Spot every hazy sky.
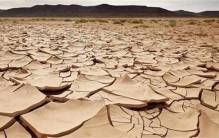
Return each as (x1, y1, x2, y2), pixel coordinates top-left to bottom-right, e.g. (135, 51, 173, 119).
(0, 0, 219, 12)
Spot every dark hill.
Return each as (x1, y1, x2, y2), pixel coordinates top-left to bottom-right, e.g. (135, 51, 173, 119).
(0, 4, 180, 17)
(0, 10, 4, 14)
(0, 4, 218, 17)
(174, 10, 197, 17)
(199, 11, 219, 17)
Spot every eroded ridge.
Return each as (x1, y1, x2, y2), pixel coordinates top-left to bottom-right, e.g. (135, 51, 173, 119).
(0, 19, 219, 137)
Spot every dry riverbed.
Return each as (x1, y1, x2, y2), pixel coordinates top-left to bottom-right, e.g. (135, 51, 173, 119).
(0, 18, 219, 137)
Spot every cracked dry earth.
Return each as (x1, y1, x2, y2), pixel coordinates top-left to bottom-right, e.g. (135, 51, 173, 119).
(0, 19, 219, 138)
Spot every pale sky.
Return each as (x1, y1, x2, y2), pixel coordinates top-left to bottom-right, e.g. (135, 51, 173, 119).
(0, 0, 219, 12)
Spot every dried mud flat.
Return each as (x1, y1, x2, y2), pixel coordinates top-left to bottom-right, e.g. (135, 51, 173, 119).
(0, 18, 219, 138)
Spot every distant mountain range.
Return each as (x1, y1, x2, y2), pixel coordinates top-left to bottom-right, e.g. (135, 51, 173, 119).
(0, 4, 218, 17)
(199, 11, 219, 17)
(173, 10, 197, 17)
(0, 10, 4, 14)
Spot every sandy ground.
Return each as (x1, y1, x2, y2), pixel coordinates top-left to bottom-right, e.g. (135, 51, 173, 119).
(0, 18, 219, 137)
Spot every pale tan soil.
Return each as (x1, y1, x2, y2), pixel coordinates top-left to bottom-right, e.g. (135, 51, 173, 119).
(0, 18, 219, 137)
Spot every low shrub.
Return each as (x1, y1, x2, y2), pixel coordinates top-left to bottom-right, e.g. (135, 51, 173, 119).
(169, 20, 177, 27)
(188, 20, 196, 25)
(97, 19, 109, 23)
(151, 19, 158, 23)
(113, 20, 123, 24)
(75, 19, 88, 23)
(204, 19, 215, 23)
(119, 19, 127, 23)
(134, 24, 149, 28)
(64, 19, 72, 22)
(89, 19, 97, 22)
(130, 19, 143, 24)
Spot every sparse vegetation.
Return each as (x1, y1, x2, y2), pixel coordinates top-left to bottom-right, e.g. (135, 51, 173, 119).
(89, 19, 97, 22)
(13, 20, 18, 24)
(204, 19, 215, 23)
(129, 19, 144, 24)
(113, 20, 123, 24)
(64, 19, 72, 22)
(134, 24, 149, 29)
(119, 19, 127, 23)
(75, 19, 88, 23)
(97, 19, 108, 23)
(31, 18, 58, 22)
(169, 20, 177, 27)
(151, 19, 158, 23)
(188, 20, 196, 25)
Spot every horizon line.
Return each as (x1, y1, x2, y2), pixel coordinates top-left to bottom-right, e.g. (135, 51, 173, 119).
(1, 3, 218, 13)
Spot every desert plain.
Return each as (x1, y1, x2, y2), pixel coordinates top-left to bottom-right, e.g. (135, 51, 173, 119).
(0, 18, 219, 137)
